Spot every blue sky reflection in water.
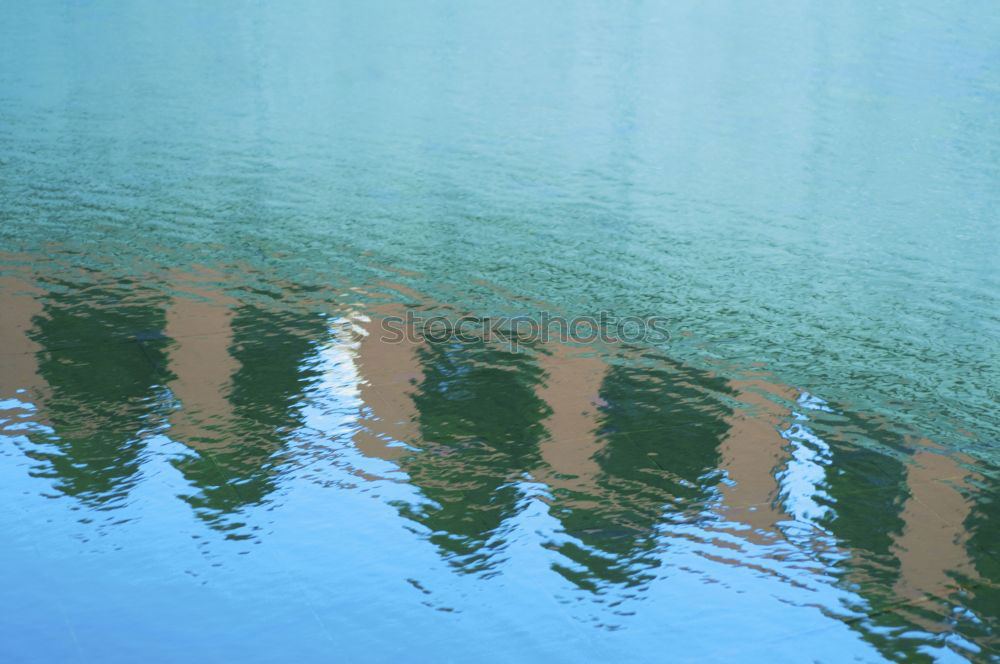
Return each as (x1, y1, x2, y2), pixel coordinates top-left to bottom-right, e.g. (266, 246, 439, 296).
(0, 1, 999, 662)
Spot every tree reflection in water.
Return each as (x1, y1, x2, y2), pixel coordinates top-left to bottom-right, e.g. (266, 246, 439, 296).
(1, 260, 996, 660)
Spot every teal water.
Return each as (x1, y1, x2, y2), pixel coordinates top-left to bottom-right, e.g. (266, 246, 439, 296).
(1, 1, 998, 661)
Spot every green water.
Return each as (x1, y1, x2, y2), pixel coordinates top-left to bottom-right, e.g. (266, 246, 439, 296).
(0, 1, 998, 661)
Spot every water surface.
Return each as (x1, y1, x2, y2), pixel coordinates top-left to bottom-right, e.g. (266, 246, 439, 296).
(1, 1, 998, 661)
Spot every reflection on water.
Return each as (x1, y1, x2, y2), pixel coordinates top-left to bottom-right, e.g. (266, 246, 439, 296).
(1, 0, 998, 659)
(1, 258, 997, 661)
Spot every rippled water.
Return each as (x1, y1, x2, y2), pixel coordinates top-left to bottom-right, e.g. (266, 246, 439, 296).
(1, 1, 998, 661)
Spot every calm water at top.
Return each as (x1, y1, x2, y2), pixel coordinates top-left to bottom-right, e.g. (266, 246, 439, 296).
(1, 1, 998, 662)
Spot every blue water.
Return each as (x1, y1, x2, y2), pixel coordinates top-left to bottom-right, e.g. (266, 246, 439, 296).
(1, 1, 998, 661)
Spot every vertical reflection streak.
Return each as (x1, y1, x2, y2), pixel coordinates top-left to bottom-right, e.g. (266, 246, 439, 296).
(535, 345, 607, 498)
(715, 378, 798, 538)
(351, 304, 424, 466)
(164, 279, 239, 450)
(0, 272, 47, 418)
(892, 447, 977, 607)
